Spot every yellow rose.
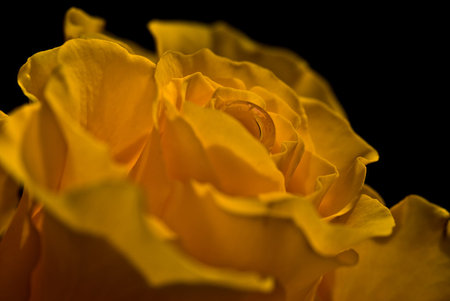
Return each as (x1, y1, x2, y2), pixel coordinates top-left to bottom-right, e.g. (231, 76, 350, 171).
(0, 7, 448, 301)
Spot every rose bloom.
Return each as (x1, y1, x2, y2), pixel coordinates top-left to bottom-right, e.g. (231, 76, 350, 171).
(0, 8, 449, 301)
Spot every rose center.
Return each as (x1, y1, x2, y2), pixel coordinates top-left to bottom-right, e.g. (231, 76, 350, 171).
(216, 100, 275, 152)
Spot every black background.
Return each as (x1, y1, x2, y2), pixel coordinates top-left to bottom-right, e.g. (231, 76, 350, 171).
(3, 2, 448, 209)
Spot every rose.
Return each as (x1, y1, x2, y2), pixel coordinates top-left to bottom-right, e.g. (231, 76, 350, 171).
(0, 7, 448, 301)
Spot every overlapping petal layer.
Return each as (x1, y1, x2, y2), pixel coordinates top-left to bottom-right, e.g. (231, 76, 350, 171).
(27, 180, 273, 300)
(19, 39, 157, 170)
(0, 101, 125, 193)
(0, 192, 40, 301)
(2, 8, 445, 301)
(0, 112, 20, 234)
(319, 195, 450, 301)
(149, 20, 345, 116)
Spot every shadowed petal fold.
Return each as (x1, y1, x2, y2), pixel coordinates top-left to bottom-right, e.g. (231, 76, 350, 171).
(149, 20, 345, 116)
(28, 180, 274, 300)
(319, 195, 450, 301)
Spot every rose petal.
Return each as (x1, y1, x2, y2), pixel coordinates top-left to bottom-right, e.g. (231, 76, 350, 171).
(161, 100, 285, 195)
(129, 128, 172, 215)
(300, 98, 378, 217)
(269, 112, 304, 177)
(0, 102, 125, 193)
(159, 179, 358, 301)
(29, 180, 273, 299)
(320, 195, 450, 301)
(64, 7, 156, 60)
(149, 20, 345, 116)
(63, 7, 105, 40)
(212, 190, 394, 257)
(0, 192, 40, 300)
(0, 113, 20, 234)
(155, 49, 307, 128)
(0, 103, 66, 191)
(43, 39, 157, 170)
(162, 72, 220, 109)
(0, 166, 19, 234)
(288, 149, 338, 208)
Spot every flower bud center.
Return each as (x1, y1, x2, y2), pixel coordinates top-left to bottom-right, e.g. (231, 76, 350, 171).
(216, 100, 275, 152)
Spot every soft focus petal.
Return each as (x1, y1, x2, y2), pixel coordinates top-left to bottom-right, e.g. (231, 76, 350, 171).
(158, 180, 359, 301)
(320, 195, 450, 301)
(0, 103, 66, 191)
(213, 191, 394, 258)
(63, 7, 105, 40)
(0, 102, 125, 193)
(43, 38, 157, 169)
(0, 193, 40, 301)
(0, 166, 19, 234)
(149, 21, 345, 116)
(29, 180, 273, 300)
(64, 7, 156, 60)
(0, 113, 20, 234)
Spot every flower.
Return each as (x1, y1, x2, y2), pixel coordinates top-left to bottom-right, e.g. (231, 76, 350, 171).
(0, 7, 448, 301)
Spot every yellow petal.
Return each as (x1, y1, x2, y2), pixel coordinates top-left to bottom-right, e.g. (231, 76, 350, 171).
(0, 102, 125, 193)
(300, 98, 378, 217)
(159, 179, 358, 301)
(321, 195, 450, 301)
(155, 49, 307, 128)
(29, 180, 273, 299)
(162, 100, 285, 195)
(0, 192, 40, 300)
(213, 190, 394, 257)
(43, 38, 157, 170)
(63, 7, 105, 40)
(64, 7, 156, 61)
(19, 38, 158, 170)
(0, 113, 19, 234)
(129, 128, 172, 216)
(0, 166, 19, 234)
(149, 20, 345, 116)
(0, 103, 66, 191)
(212, 86, 267, 111)
(288, 149, 338, 208)
(18, 47, 60, 103)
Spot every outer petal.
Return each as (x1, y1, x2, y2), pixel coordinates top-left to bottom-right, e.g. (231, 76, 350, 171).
(18, 39, 156, 171)
(0, 192, 40, 301)
(298, 98, 378, 217)
(149, 21, 345, 116)
(28, 180, 273, 300)
(63, 7, 105, 40)
(64, 7, 156, 60)
(320, 195, 450, 301)
(158, 179, 359, 301)
(213, 191, 394, 258)
(0, 113, 20, 234)
(0, 165, 19, 234)
(0, 101, 125, 194)
(43, 38, 157, 170)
